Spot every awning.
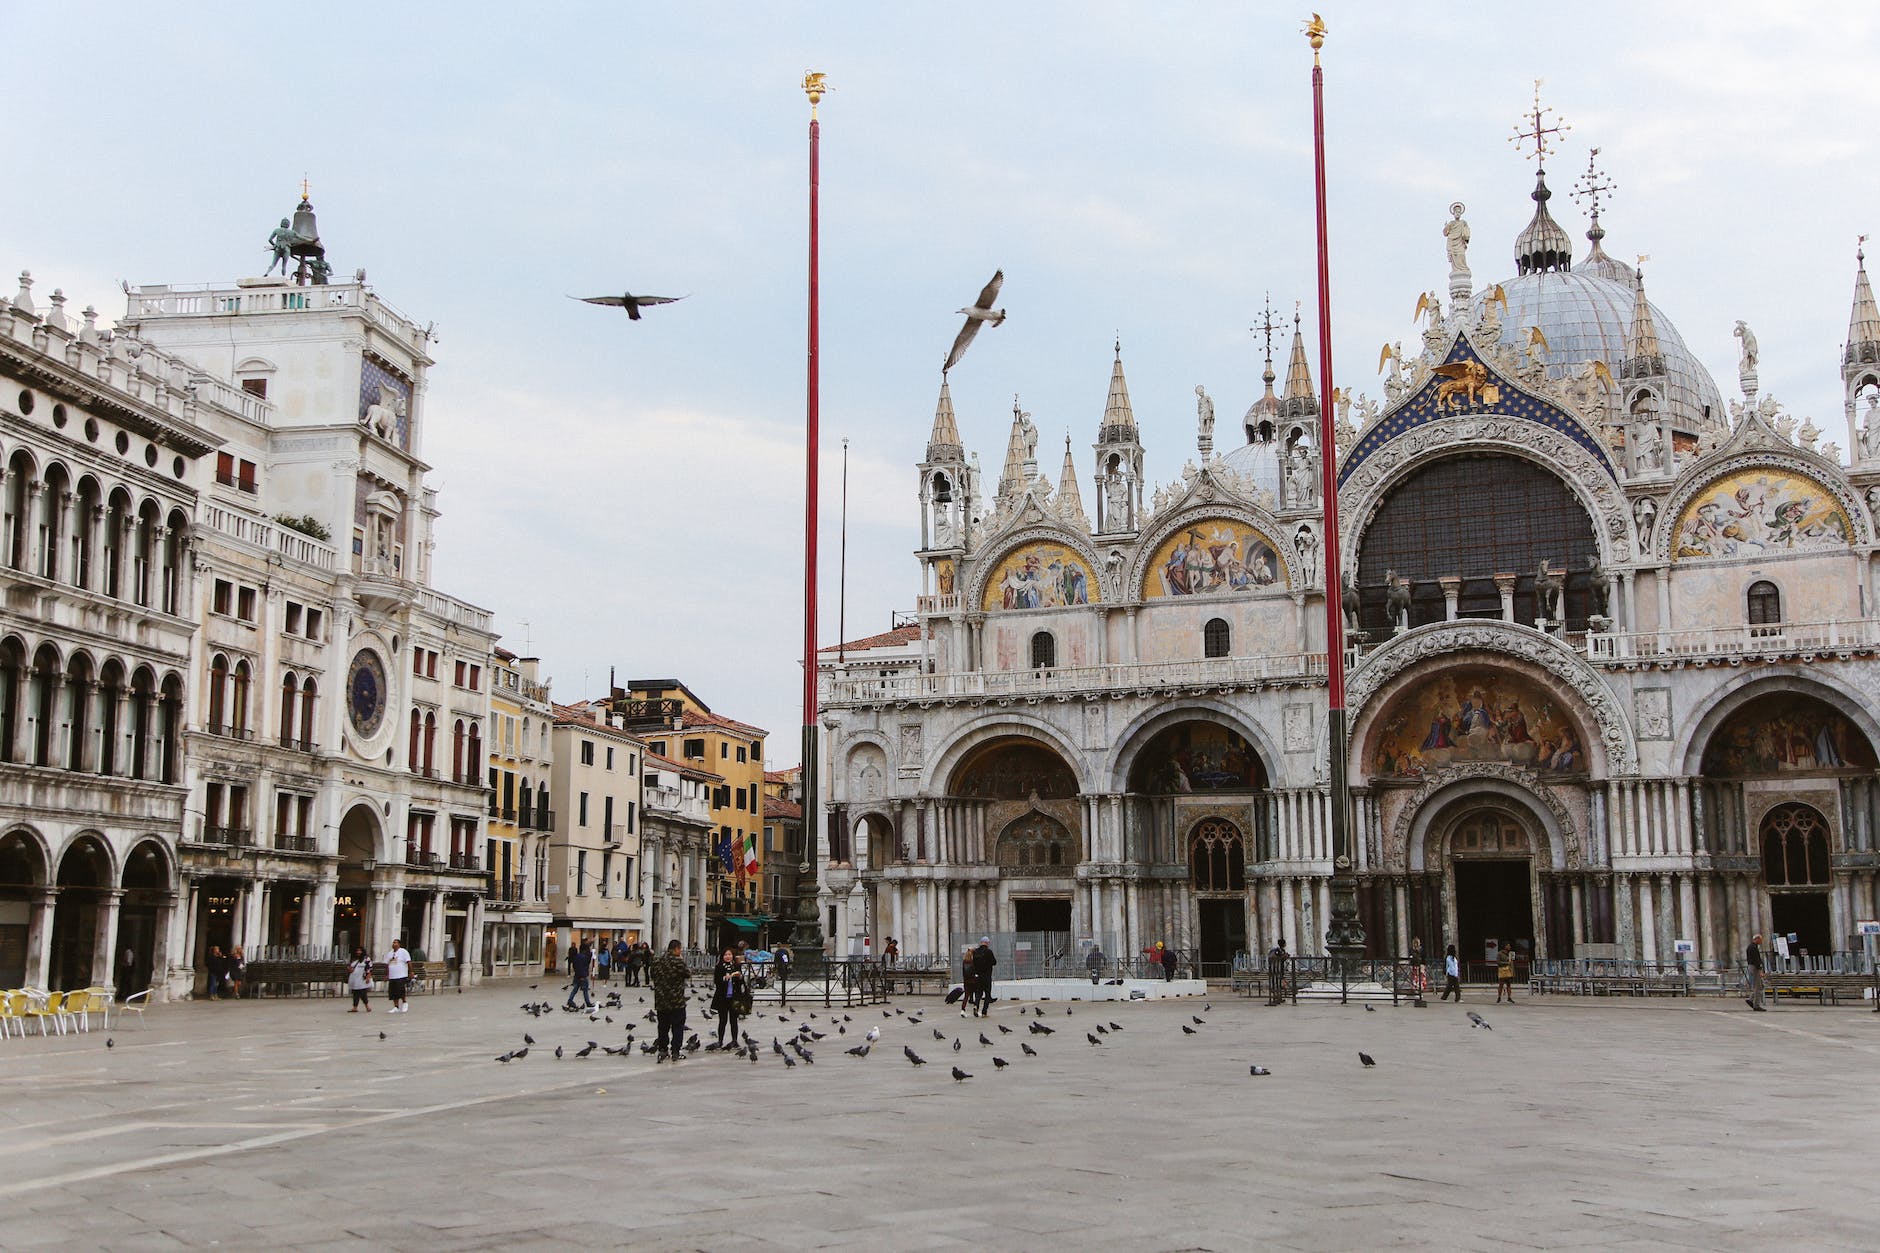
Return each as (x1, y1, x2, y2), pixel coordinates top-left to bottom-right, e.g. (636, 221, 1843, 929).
(723, 917, 764, 933)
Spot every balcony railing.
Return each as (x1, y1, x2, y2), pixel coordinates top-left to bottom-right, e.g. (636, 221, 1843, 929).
(1586, 617, 1880, 665)
(488, 879, 527, 904)
(536, 809, 555, 830)
(825, 651, 1327, 705)
(406, 848, 431, 866)
(200, 826, 255, 847)
(276, 735, 318, 753)
(411, 764, 438, 779)
(502, 807, 517, 822)
(604, 823, 626, 846)
(273, 831, 319, 853)
(205, 723, 254, 742)
(449, 852, 480, 871)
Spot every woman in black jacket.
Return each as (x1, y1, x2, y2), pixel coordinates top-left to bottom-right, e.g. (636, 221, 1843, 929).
(711, 948, 748, 1050)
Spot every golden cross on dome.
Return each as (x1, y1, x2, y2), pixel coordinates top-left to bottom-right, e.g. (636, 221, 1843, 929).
(1252, 292, 1282, 365)
(301, 176, 310, 200)
(1571, 147, 1615, 223)
(1509, 79, 1569, 165)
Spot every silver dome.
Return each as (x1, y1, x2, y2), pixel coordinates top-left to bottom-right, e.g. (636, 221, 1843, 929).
(1473, 269, 1726, 435)
(1219, 434, 1285, 499)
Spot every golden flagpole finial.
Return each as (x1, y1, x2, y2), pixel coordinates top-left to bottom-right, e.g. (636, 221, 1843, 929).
(1303, 12, 1326, 59)
(803, 71, 829, 117)
(300, 176, 310, 201)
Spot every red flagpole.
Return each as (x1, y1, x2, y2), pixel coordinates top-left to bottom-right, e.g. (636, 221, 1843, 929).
(800, 72, 827, 953)
(1307, 18, 1364, 975)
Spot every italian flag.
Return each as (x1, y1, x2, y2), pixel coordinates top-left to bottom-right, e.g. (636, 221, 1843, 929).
(743, 835, 760, 878)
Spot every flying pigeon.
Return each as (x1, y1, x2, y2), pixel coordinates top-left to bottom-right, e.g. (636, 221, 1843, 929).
(574, 291, 687, 321)
(942, 270, 1006, 373)
(1359, 1052, 1377, 1068)
(951, 1066, 973, 1082)
(1468, 1012, 1492, 1030)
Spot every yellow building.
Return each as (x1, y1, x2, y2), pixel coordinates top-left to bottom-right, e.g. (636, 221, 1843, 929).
(483, 646, 554, 976)
(615, 680, 768, 950)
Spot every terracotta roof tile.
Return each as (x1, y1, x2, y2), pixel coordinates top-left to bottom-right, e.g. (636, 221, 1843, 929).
(679, 706, 768, 738)
(763, 796, 803, 820)
(645, 750, 723, 783)
(818, 623, 922, 654)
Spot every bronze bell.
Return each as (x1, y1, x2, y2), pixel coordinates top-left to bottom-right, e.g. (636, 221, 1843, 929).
(290, 198, 322, 252)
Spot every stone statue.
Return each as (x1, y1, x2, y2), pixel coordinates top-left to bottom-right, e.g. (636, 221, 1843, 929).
(1383, 342, 1409, 404)
(1194, 384, 1215, 457)
(1867, 486, 1880, 519)
(1633, 497, 1657, 554)
(1534, 559, 1565, 623)
(1633, 422, 1665, 474)
(1293, 524, 1319, 584)
(1797, 415, 1821, 451)
(1862, 396, 1880, 459)
(1019, 413, 1039, 466)
(1733, 320, 1759, 372)
(1105, 548, 1125, 591)
(1341, 567, 1362, 633)
(1104, 472, 1130, 530)
(933, 504, 952, 546)
(1287, 444, 1316, 506)
(1822, 441, 1841, 463)
(1385, 570, 1413, 634)
(1443, 202, 1471, 273)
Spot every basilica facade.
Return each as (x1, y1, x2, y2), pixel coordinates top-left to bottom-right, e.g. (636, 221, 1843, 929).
(818, 161, 1880, 972)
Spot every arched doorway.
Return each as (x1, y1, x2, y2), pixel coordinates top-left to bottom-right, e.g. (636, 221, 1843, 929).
(947, 734, 1082, 942)
(118, 839, 170, 995)
(0, 828, 48, 986)
(334, 804, 382, 953)
(1760, 802, 1833, 957)
(51, 836, 112, 990)
(1443, 805, 1538, 965)
(1190, 818, 1248, 969)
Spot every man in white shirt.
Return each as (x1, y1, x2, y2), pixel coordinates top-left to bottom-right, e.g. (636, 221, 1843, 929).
(385, 938, 413, 1013)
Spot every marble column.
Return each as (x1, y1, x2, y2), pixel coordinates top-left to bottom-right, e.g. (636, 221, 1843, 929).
(93, 888, 124, 988)
(1637, 877, 1658, 963)
(25, 888, 56, 990)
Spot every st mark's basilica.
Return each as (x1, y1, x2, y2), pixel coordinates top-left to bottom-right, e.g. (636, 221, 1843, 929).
(818, 129, 1880, 973)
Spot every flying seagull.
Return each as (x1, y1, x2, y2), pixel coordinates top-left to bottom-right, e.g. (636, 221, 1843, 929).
(574, 291, 687, 321)
(943, 270, 1006, 373)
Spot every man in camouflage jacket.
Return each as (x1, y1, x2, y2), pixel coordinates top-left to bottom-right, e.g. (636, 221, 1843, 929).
(650, 939, 690, 1061)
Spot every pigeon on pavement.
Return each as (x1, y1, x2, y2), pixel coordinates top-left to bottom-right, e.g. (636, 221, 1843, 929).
(1468, 1012, 1492, 1030)
(951, 1065, 973, 1082)
(1359, 1052, 1377, 1067)
(905, 1046, 927, 1066)
(992, 1057, 1009, 1069)
(1020, 1042, 1038, 1056)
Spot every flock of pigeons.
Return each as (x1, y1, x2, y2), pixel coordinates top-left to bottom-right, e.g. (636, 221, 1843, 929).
(476, 982, 1497, 1081)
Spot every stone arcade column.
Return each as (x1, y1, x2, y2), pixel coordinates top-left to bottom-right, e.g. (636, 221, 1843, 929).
(1494, 572, 1518, 623)
(92, 888, 124, 989)
(25, 889, 55, 990)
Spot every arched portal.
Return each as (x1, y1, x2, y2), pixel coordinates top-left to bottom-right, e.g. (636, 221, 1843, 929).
(1442, 803, 1538, 966)
(334, 804, 382, 953)
(50, 835, 112, 990)
(1760, 802, 1834, 956)
(118, 839, 171, 995)
(1190, 818, 1249, 969)
(0, 828, 49, 986)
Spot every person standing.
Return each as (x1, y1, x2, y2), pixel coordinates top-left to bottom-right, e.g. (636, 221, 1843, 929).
(227, 945, 247, 999)
(596, 939, 611, 984)
(346, 946, 374, 1012)
(650, 939, 690, 1062)
(1495, 941, 1515, 1003)
(566, 940, 594, 1010)
(711, 948, 748, 1050)
(1267, 938, 1289, 1005)
(1085, 944, 1106, 985)
(384, 937, 413, 1014)
(203, 945, 227, 1000)
(1408, 935, 1427, 998)
(884, 936, 899, 967)
(958, 945, 977, 1018)
(1440, 943, 1462, 1002)
(971, 937, 998, 1017)
(1160, 943, 1178, 982)
(1745, 934, 1767, 1011)
(773, 942, 793, 1010)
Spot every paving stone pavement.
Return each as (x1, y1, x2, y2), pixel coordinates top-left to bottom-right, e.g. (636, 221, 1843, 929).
(1, 982, 1876, 1250)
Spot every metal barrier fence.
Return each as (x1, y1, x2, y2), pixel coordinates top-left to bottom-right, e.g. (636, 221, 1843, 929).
(944, 932, 1125, 981)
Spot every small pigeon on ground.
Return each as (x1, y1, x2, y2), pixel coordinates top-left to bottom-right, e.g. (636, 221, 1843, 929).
(1204, 1003, 1213, 1012)
(1029, 1022, 1054, 1036)
(1020, 1042, 1038, 1056)
(773, 1038, 785, 1056)
(952, 1038, 962, 1052)
(379, 1032, 387, 1041)
(992, 1056, 1009, 1069)
(845, 1043, 871, 1057)
(884, 1011, 893, 1019)
(524, 1033, 536, 1045)
(106, 1038, 114, 1049)
(979, 1033, 993, 1047)
(1468, 1012, 1492, 1030)
(1192, 1016, 1206, 1025)
(951, 1066, 973, 1082)
(782, 1053, 797, 1068)
(1094, 1024, 1108, 1035)
(1365, 1004, 1376, 1013)
(933, 1028, 947, 1041)
(1359, 1052, 1376, 1068)
(1181, 1025, 1197, 1035)
(555, 1045, 565, 1059)
(1032, 1007, 1044, 1017)
(1108, 1022, 1123, 1031)
(997, 1024, 1013, 1035)
(1249, 1065, 1271, 1077)
(1065, 1008, 1073, 1016)
(905, 1046, 927, 1066)
(1086, 1032, 1102, 1046)
(576, 1042, 596, 1058)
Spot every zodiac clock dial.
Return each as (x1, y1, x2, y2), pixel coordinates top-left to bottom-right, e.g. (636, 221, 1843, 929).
(346, 648, 387, 740)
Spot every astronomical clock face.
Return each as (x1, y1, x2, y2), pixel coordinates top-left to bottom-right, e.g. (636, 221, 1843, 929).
(346, 648, 388, 740)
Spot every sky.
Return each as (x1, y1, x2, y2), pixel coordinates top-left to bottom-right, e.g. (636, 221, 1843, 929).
(8, 4, 1880, 767)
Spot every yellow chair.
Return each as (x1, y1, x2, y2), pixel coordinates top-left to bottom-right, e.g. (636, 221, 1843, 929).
(22, 990, 64, 1037)
(0, 991, 26, 1038)
(62, 988, 105, 1033)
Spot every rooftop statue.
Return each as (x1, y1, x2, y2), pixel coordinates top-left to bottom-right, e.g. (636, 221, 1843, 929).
(1443, 202, 1471, 273)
